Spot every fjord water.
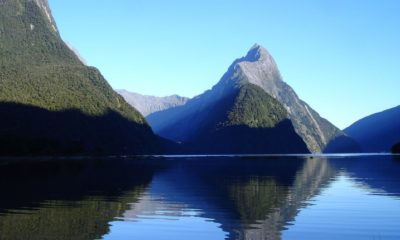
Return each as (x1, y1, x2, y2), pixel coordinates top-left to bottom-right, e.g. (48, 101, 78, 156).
(0, 155, 399, 240)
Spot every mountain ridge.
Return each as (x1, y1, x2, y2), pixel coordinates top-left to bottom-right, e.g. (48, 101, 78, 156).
(217, 44, 345, 152)
(148, 44, 357, 153)
(344, 105, 400, 152)
(0, 0, 163, 155)
(117, 90, 189, 117)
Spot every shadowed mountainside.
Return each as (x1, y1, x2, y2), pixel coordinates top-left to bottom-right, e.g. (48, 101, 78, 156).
(0, 0, 162, 155)
(0, 102, 167, 155)
(345, 105, 400, 152)
(179, 84, 310, 154)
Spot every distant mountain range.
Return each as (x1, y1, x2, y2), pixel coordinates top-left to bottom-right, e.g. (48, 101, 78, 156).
(0, 0, 163, 155)
(146, 44, 358, 153)
(345, 106, 400, 152)
(116, 90, 189, 116)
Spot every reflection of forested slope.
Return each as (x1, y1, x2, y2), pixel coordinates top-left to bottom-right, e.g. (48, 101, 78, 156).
(117, 157, 335, 240)
(118, 157, 304, 239)
(0, 159, 154, 240)
(234, 158, 335, 240)
(229, 178, 288, 225)
(0, 194, 143, 240)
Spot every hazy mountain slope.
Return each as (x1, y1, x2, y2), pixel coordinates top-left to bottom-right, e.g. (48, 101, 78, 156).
(148, 44, 357, 153)
(344, 105, 400, 152)
(0, 0, 162, 155)
(117, 90, 189, 116)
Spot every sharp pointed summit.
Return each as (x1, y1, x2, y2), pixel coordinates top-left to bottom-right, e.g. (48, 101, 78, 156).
(148, 44, 359, 153)
(244, 43, 274, 62)
(214, 44, 282, 97)
(236, 44, 283, 89)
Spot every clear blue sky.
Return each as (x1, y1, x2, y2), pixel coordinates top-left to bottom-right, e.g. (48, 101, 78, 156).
(49, 0, 399, 129)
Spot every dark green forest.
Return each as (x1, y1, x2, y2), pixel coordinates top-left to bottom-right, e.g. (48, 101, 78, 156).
(181, 84, 309, 153)
(0, 0, 161, 155)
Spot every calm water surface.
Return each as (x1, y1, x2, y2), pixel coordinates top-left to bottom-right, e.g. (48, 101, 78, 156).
(0, 155, 399, 240)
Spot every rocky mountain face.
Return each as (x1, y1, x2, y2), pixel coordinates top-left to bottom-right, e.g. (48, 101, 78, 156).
(117, 90, 189, 116)
(148, 44, 358, 153)
(0, 0, 163, 155)
(345, 105, 400, 152)
(30, 0, 58, 32)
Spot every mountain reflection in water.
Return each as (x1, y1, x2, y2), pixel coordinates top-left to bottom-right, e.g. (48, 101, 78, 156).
(0, 155, 399, 240)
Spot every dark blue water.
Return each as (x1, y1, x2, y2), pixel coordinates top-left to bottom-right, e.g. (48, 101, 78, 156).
(0, 155, 399, 240)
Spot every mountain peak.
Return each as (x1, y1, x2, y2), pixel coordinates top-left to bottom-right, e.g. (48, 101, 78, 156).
(229, 43, 283, 91)
(243, 43, 271, 62)
(214, 43, 282, 96)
